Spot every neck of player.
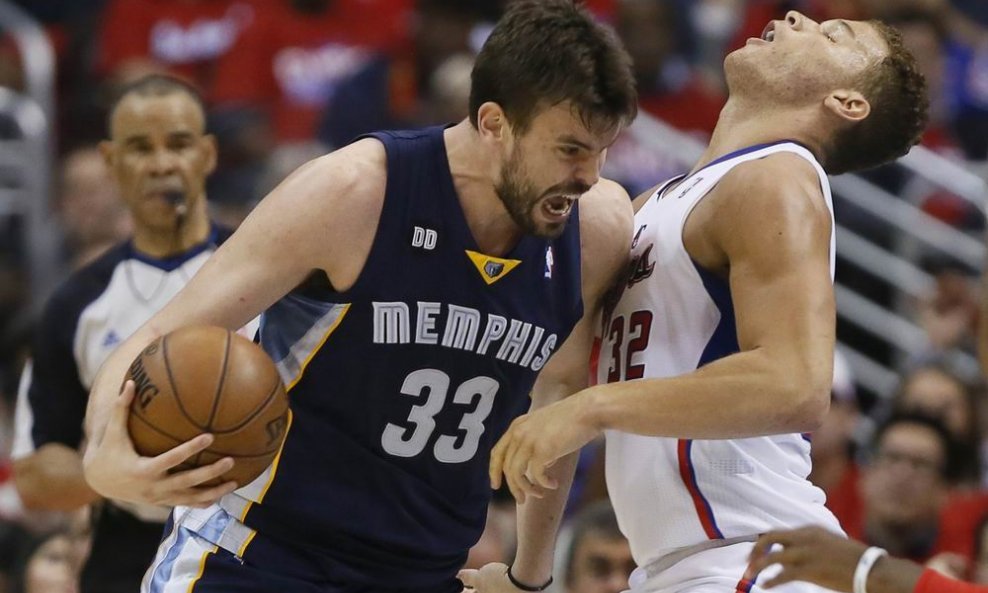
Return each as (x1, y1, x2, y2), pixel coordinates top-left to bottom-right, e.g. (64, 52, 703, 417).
(694, 97, 827, 173)
(132, 199, 211, 259)
(444, 121, 525, 256)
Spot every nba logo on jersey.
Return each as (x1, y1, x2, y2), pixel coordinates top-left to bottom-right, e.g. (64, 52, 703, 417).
(545, 247, 554, 279)
(484, 261, 504, 278)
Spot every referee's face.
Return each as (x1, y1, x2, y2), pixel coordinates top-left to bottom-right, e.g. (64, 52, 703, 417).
(101, 91, 217, 233)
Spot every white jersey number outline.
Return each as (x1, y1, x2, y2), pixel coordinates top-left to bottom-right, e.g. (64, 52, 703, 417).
(381, 368, 499, 463)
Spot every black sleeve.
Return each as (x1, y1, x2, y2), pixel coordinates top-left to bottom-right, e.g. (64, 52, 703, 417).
(26, 286, 90, 450)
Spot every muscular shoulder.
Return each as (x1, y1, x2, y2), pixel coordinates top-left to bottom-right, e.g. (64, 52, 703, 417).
(251, 138, 388, 287)
(713, 151, 828, 222)
(701, 151, 831, 268)
(282, 138, 387, 219)
(577, 178, 633, 300)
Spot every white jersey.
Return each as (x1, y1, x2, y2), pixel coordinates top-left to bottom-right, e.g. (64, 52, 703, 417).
(597, 141, 841, 568)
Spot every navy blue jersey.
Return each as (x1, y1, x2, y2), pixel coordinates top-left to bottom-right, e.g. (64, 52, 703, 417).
(239, 126, 584, 585)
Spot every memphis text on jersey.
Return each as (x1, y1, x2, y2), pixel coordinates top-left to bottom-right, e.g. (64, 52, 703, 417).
(371, 301, 558, 371)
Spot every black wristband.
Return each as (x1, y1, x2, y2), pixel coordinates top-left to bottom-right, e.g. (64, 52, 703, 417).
(506, 565, 553, 592)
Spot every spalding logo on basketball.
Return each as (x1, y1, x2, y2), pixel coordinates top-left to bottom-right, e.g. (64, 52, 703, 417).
(125, 325, 290, 487)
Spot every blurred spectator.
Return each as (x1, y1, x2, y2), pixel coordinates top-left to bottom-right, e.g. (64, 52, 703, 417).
(853, 413, 965, 563)
(943, 20, 988, 159)
(810, 350, 864, 530)
(319, 0, 489, 143)
(215, 0, 415, 144)
(973, 514, 988, 584)
(560, 501, 635, 593)
(253, 141, 330, 203)
(56, 147, 132, 269)
(603, 0, 725, 196)
(9, 527, 85, 593)
(876, 10, 958, 150)
(3, 0, 108, 145)
(0, 520, 29, 593)
(952, 0, 988, 25)
(464, 489, 516, 570)
(95, 0, 260, 102)
(892, 362, 982, 486)
(617, 0, 723, 137)
(416, 52, 474, 125)
(412, 0, 480, 96)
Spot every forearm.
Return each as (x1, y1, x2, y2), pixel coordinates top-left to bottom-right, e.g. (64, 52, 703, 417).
(511, 451, 579, 584)
(587, 349, 828, 439)
(83, 325, 160, 444)
(13, 444, 99, 510)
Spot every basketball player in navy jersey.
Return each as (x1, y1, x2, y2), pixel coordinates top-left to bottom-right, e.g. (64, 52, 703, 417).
(12, 75, 232, 593)
(483, 11, 928, 593)
(80, 2, 638, 592)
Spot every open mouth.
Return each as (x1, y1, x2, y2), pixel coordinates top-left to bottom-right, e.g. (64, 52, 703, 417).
(541, 195, 574, 220)
(761, 21, 776, 42)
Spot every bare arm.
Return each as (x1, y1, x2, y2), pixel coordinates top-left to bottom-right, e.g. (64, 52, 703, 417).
(14, 444, 98, 510)
(586, 154, 834, 438)
(461, 180, 633, 590)
(492, 154, 834, 499)
(82, 139, 387, 506)
(747, 527, 925, 593)
(512, 179, 633, 583)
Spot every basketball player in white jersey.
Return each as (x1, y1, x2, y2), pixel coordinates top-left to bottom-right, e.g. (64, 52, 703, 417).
(477, 11, 929, 593)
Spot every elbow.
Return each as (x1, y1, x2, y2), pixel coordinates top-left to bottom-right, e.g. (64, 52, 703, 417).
(776, 373, 831, 433)
(12, 464, 60, 512)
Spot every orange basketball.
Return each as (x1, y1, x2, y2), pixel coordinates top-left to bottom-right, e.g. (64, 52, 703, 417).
(125, 325, 289, 487)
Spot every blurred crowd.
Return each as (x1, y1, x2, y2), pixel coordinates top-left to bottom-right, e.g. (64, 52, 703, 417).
(2, 0, 988, 591)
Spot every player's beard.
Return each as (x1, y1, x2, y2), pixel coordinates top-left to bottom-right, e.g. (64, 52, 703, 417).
(494, 147, 585, 240)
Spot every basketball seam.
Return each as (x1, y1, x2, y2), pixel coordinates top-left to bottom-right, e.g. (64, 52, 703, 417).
(204, 330, 232, 430)
(201, 443, 284, 458)
(131, 411, 284, 458)
(130, 411, 193, 448)
(161, 335, 207, 431)
(212, 378, 284, 435)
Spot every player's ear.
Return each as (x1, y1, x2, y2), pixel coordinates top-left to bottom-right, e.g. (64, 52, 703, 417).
(477, 102, 508, 143)
(98, 140, 115, 168)
(201, 134, 218, 175)
(824, 90, 870, 123)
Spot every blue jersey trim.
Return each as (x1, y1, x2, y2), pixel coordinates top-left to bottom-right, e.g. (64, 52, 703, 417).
(126, 226, 222, 272)
(692, 260, 739, 367)
(698, 139, 813, 173)
(682, 440, 725, 539)
(148, 523, 188, 593)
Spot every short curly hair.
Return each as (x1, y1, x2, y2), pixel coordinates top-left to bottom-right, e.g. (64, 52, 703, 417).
(824, 20, 929, 175)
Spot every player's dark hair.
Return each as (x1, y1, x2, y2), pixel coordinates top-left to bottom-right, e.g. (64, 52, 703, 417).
(469, 0, 637, 134)
(824, 21, 928, 174)
(563, 500, 625, 586)
(107, 74, 207, 132)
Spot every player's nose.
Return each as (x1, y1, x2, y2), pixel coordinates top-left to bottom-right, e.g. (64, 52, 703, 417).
(574, 156, 601, 191)
(148, 147, 180, 175)
(784, 10, 813, 31)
